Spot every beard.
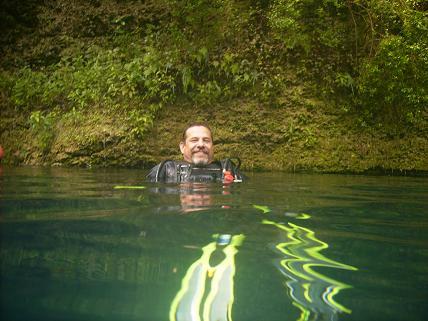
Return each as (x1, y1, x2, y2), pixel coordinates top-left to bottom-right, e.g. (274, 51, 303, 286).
(191, 150, 209, 165)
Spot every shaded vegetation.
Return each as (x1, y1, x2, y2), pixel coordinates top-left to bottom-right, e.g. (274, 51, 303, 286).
(0, 0, 427, 172)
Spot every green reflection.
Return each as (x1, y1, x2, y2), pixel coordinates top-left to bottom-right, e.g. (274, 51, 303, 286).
(262, 218, 358, 321)
(113, 185, 146, 189)
(252, 204, 271, 214)
(170, 234, 245, 321)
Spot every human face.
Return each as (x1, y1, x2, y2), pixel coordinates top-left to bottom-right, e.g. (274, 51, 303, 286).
(179, 126, 214, 165)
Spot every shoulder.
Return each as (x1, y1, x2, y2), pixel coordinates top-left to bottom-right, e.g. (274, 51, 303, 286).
(146, 163, 161, 182)
(146, 160, 187, 182)
(219, 158, 246, 181)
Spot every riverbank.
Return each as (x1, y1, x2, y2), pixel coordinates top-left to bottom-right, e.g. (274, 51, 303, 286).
(2, 96, 427, 174)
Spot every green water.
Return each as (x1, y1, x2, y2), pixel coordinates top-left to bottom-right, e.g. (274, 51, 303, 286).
(1, 167, 427, 321)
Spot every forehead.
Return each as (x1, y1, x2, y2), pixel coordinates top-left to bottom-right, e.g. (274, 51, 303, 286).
(185, 126, 212, 140)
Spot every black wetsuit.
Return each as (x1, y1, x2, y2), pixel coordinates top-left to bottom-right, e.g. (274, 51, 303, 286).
(146, 159, 244, 183)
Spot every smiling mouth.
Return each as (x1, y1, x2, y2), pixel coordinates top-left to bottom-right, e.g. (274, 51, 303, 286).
(193, 150, 207, 156)
(193, 153, 207, 159)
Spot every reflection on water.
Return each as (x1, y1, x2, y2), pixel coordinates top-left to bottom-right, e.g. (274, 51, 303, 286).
(262, 218, 357, 321)
(1, 167, 427, 321)
(179, 183, 217, 213)
(170, 234, 244, 321)
(170, 186, 357, 321)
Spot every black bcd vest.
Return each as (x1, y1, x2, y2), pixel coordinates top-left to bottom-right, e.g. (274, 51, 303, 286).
(147, 158, 243, 183)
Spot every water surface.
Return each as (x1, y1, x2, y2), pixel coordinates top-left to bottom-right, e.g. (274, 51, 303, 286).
(1, 167, 427, 321)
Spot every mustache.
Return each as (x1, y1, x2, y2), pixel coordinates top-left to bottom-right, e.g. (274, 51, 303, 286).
(191, 147, 208, 154)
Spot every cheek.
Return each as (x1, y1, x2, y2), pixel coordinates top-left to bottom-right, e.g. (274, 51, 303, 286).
(187, 144, 196, 151)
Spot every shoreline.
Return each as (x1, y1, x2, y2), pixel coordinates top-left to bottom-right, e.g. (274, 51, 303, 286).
(2, 99, 427, 175)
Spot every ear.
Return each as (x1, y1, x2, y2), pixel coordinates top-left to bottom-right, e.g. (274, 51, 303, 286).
(179, 141, 185, 154)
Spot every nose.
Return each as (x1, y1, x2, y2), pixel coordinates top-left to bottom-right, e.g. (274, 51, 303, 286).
(196, 139, 205, 147)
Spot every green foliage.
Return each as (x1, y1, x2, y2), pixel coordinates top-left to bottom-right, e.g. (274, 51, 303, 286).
(2, 0, 427, 133)
(165, 0, 247, 49)
(10, 47, 142, 109)
(267, 0, 428, 123)
(190, 51, 262, 103)
(268, 0, 348, 52)
(134, 30, 265, 104)
(29, 110, 57, 153)
(127, 104, 161, 139)
(8, 39, 177, 138)
(357, 33, 428, 122)
(267, 0, 311, 51)
(141, 45, 177, 103)
(11, 68, 55, 107)
(8, 28, 266, 111)
(355, 3, 428, 123)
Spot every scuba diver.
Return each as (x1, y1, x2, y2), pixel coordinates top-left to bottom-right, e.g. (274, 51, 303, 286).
(146, 123, 244, 183)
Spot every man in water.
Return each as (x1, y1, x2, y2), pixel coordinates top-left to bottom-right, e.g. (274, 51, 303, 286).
(146, 123, 243, 183)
